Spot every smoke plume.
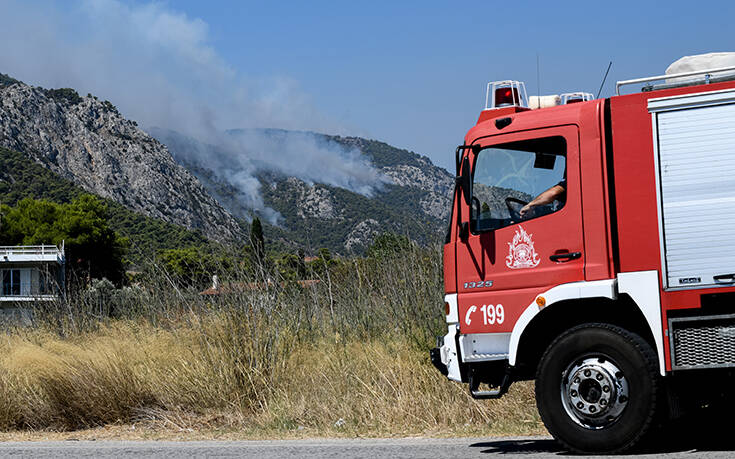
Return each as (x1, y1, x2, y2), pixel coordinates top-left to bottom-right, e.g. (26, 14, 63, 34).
(0, 0, 388, 221)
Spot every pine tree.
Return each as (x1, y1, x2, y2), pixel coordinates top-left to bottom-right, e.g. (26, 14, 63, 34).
(250, 217, 265, 265)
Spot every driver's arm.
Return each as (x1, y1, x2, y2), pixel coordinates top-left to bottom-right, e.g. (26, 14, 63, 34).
(519, 184, 566, 217)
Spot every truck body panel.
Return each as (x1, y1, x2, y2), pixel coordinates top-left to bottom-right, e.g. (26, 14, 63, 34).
(609, 80, 735, 371)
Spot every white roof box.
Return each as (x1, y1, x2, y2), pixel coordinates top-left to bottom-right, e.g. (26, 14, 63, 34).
(528, 95, 560, 109)
(666, 52, 735, 84)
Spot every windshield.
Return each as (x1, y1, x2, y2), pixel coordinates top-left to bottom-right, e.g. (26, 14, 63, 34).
(471, 136, 567, 232)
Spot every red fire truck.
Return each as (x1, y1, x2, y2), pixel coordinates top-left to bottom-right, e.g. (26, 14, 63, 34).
(430, 62, 735, 452)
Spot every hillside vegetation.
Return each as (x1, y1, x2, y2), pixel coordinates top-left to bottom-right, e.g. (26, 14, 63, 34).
(0, 147, 215, 263)
(151, 128, 453, 254)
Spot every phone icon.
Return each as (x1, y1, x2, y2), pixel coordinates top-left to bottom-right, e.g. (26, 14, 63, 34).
(465, 305, 477, 326)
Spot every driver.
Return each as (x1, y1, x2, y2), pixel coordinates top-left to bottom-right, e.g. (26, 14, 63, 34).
(519, 177, 566, 218)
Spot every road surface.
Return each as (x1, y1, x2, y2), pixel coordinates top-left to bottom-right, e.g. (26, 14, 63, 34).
(0, 436, 731, 458)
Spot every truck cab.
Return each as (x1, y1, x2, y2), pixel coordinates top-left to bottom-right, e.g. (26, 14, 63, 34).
(432, 64, 735, 453)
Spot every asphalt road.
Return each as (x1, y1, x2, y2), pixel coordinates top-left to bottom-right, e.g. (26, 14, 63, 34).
(0, 436, 732, 458)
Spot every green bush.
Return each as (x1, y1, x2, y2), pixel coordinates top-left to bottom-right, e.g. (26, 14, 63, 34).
(367, 232, 412, 259)
(44, 88, 83, 105)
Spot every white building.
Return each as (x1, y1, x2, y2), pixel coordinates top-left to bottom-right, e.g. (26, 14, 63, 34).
(0, 244, 65, 307)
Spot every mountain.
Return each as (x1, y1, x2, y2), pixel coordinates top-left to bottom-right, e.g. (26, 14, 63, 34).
(0, 145, 215, 262)
(0, 72, 456, 254)
(150, 128, 455, 253)
(0, 75, 243, 242)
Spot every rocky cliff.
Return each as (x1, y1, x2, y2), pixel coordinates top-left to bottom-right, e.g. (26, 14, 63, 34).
(0, 76, 243, 242)
(0, 73, 457, 253)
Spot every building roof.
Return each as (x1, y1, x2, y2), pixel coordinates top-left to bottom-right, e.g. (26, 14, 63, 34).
(0, 245, 65, 264)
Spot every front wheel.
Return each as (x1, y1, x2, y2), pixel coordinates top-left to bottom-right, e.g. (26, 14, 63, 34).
(536, 323, 660, 454)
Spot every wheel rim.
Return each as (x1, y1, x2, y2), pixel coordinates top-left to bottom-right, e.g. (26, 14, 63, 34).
(560, 356, 629, 430)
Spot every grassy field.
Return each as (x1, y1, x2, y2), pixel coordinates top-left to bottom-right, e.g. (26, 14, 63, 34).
(0, 245, 544, 439)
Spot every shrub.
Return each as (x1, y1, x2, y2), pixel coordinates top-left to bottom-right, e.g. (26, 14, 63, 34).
(44, 88, 83, 105)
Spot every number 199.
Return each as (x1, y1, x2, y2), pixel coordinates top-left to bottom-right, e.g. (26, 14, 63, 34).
(480, 304, 504, 325)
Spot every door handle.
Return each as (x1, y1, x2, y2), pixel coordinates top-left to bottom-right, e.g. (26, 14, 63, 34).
(549, 251, 581, 262)
(714, 273, 735, 283)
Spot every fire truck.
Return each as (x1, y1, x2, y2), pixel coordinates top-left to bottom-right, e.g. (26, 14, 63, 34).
(430, 55, 735, 453)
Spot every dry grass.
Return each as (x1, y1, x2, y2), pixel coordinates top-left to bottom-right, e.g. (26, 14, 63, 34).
(0, 320, 543, 437)
(0, 245, 546, 438)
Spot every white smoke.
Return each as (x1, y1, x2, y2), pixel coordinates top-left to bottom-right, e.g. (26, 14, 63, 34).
(0, 0, 387, 220)
(224, 130, 388, 197)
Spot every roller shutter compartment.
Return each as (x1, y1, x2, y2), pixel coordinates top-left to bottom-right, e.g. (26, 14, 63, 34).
(650, 89, 735, 289)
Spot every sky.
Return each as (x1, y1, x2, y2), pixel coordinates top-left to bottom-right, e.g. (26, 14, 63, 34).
(2, 0, 735, 173)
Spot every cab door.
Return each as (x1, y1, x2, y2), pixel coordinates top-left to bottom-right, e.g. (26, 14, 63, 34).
(456, 126, 584, 334)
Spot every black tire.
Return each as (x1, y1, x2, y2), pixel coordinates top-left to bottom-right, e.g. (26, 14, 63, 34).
(536, 323, 660, 454)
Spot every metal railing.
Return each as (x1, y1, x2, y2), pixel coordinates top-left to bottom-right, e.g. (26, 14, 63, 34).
(616, 65, 735, 95)
(0, 245, 63, 257)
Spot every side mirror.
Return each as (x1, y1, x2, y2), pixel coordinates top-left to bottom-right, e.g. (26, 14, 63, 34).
(454, 144, 477, 242)
(459, 155, 472, 205)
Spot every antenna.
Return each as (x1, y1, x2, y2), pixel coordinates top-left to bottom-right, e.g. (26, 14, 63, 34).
(597, 61, 613, 98)
(536, 53, 541, 97)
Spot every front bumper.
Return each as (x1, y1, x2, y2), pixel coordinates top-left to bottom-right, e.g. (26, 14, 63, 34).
(430, 293, 463, 382)
(434, 324, 463, 382)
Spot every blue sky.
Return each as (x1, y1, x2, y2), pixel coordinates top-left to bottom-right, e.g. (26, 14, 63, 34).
(3, 1, 735, 171)
(167, 0, 735, 170)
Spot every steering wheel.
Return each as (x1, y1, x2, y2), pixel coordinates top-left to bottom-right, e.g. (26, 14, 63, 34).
(505, 197, 529, 221)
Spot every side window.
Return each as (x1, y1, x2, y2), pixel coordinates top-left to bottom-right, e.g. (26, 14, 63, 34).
(471, 136, 567, 232)
(2, 269, 21, 296)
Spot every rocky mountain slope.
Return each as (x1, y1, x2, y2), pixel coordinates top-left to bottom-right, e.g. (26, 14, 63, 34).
(151, 128, 455, 253)
(0, 146, 213, 262)
(0, 72, 456, 253)
(0, 74, 242, 242)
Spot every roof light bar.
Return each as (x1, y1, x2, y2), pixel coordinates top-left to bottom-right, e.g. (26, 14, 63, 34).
(485, 80, 528, 110)
(561, 92, 594, 104)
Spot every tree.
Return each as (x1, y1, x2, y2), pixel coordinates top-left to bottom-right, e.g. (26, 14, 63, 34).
(0, 195, 128, 284)
(159, 247, 209, 288)
(308, 247, 338, 275)
(276, 253, 303, 282)
(317, 247, 332, 261)
(157, 245, 235, 289)
(249, 217, 265, 265)
(366, 232, 412, 259)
